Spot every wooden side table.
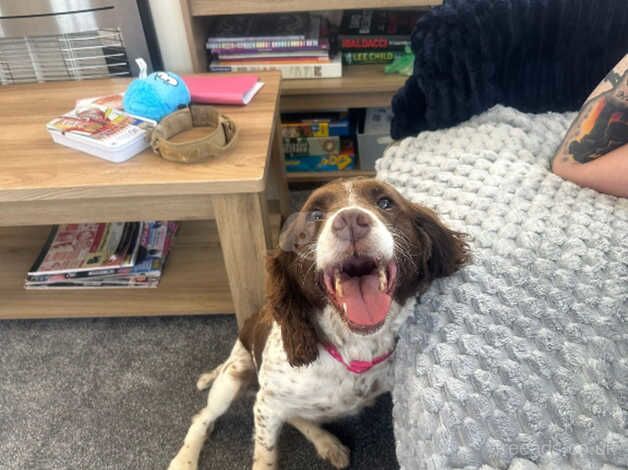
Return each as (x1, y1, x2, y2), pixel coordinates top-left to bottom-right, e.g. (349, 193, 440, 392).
(0, 71, 287, 327)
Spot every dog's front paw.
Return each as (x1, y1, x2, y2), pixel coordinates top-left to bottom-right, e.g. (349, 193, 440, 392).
(196, 369, 220, 391)
(168, 454, 198, 470)
(316, 435, 350, 469)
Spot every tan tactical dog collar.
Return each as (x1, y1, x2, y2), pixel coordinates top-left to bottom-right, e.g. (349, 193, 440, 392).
(150, 105, 238, 163)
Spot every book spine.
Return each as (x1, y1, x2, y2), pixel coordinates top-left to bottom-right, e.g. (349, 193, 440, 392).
(207, 38, 319, 51)
(215, 51, 329, 60)
(212, 45, 329, 55)
(212, 56, 330, 65)
(341, 50, 402, 65)
(207, 34, 304, 44)
(209, 61, 341, 79)
(338, 36, 410, 51)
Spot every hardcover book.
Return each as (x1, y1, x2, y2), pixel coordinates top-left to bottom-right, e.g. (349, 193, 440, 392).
(182, 74, 264, 105)
(211, 57, 330, 65)
(209, 55, 342, 79)
(341, 50, 402, 65)
(338, 10, 423, 50)
(214, 50, 329, 60)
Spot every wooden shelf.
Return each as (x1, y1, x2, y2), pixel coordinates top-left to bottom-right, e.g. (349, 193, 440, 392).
(286, 169, 375, 183)
(0, 217, 279, 320)
(280, 65, 406, 111)
(191, 0, 441, 16)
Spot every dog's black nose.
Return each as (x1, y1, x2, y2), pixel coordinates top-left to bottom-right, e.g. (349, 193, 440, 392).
(332, 209, 372, 241)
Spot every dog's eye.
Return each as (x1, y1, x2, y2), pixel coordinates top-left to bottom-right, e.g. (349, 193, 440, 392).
(377, 197, 393, 210)
(308, 209, 324, 222)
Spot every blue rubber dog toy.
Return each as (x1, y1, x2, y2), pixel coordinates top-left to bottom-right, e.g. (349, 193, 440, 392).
(123, 71, 191, 122)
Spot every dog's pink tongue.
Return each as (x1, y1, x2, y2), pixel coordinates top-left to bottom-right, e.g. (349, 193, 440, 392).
(338, 274, 391, 326)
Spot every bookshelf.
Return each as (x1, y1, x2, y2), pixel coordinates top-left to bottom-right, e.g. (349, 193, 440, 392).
(190, 0, 442, 16)
(281, 65, 406, 111)
(180, 0, 442, 182)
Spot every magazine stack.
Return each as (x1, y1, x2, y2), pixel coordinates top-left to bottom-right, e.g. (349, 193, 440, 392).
(25, 221, 178, 289)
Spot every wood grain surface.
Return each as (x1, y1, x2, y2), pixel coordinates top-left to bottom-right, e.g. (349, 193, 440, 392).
(190, 0, 441, 16)
(0, 72, 281, 203)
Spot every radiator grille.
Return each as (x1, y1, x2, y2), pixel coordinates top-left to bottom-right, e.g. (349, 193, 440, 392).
(0, 29, 130, 85)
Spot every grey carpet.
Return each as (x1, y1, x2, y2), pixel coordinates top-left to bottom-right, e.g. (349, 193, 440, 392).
(0, 315, 398, 470)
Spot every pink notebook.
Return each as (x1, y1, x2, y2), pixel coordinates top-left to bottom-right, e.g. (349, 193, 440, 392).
(182, 74, 264, 105)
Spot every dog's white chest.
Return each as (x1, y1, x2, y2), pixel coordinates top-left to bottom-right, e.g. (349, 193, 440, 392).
(258, 326, 393, 422)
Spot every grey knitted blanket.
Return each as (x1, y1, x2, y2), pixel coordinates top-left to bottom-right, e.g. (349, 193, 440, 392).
(376, 106, 627, 470)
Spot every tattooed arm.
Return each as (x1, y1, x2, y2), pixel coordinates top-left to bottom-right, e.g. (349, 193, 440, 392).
(552, 55, 628, 197)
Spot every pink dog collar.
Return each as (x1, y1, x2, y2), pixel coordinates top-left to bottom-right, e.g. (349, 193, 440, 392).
(323, 343, 395, 374)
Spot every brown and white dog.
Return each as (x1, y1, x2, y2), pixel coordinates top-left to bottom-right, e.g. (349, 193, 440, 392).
(168, 178, 468, 470)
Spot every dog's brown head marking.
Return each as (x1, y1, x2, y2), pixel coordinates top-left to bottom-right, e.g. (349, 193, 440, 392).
(267, 178, 469, 367)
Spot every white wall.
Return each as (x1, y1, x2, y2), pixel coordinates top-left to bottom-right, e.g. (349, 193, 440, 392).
(148, 0, 193, 73)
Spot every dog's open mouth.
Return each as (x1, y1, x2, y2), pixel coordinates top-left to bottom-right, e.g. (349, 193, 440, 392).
(322, 256, 397, 333)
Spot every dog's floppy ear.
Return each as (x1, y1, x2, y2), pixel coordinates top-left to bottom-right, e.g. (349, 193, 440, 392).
(266, 252, 319, 367)
(266, 218, 319, 367)
(412, 204, 469, 279)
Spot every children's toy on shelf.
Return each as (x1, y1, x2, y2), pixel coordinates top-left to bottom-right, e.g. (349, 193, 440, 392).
(357, 107, 394, 170)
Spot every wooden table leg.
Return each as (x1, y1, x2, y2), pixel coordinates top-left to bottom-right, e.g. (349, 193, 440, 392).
(270, 114, 291, 219)
(212, 192, 271, 328)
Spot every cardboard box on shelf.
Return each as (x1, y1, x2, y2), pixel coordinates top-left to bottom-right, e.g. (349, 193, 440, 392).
(285, 138, 356, 172)
(357, 107, 393, 170)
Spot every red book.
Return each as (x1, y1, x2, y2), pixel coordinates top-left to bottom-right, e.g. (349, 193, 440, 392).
(182, 74, 264, 105)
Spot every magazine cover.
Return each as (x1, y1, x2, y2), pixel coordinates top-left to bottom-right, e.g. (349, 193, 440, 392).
(28, 222, 142, 276)
(75, 94, 124, 112)
(47, 108, 153, 146)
